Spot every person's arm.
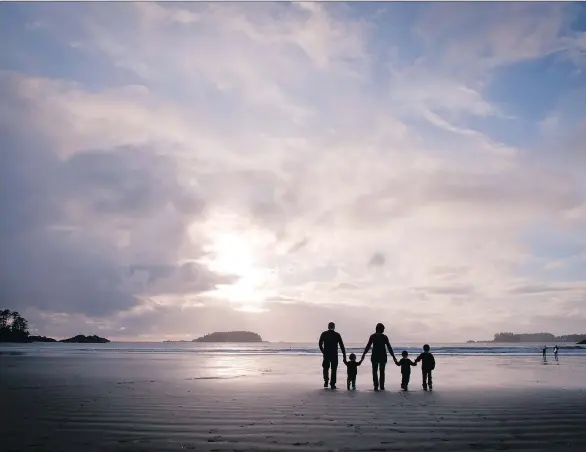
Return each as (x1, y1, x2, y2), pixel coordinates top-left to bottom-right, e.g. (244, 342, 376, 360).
(361, 336, 373, 362)
(395, 359, 401, 367)
(410, 359, 417, 366)
(318, 332, 325, 355)
(338, 333, 347, 361)
(385, 335, 397, 362)
(414, 353, 422, 364)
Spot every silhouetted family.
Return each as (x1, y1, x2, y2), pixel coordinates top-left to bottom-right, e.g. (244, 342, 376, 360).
(318, 322, 435, 391)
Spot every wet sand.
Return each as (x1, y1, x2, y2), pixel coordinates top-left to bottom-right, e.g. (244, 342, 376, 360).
(1, 352, 586, 451)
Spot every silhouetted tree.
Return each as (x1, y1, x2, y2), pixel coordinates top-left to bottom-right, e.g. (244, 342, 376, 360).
(0, 309, 10, 330)
(0, 309, 30, 342)
(11, 312, 29, 334)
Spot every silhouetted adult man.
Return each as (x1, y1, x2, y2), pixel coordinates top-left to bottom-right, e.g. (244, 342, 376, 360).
(319, 322, 346, 389)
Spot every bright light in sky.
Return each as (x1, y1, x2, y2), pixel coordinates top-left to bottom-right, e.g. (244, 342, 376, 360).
(198, 213, 275, 312)
(209, 233, 256, 278)
(207, 233, 268, 311)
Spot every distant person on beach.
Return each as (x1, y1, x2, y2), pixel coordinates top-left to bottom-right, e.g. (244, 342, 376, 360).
(360, 323, 397, 391)
(396, 350, 417, 390)
(344, 353, 363, 390)
(554, 345, 559, 361)
(319, 322, 347, 389)
(415, 344, 436, 391)
(542, 345, 547, 360)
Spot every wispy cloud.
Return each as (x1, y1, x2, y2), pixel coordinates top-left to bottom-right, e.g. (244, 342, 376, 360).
(1, 2, 585, 342)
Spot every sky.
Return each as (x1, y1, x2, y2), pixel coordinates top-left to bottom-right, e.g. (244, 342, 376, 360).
(1, 2, 586, 343)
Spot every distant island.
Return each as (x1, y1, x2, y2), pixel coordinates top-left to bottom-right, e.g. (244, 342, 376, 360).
(579, 340, 586, 345)
(29, 335, 57, 342)
(1, 309, 110, 343)
(60, 335, 110, 343)
(193, 331, 263, 342)
(492, 332, 586, 343)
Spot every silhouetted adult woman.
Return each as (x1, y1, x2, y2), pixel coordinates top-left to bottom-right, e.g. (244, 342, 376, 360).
(360, 323, 397, 391)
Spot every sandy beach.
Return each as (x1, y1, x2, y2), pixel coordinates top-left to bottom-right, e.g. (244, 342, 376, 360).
(2, 346, 586, 451)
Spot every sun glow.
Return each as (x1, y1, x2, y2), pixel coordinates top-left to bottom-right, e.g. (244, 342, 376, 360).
(203, 229, 273, 312)
(210, 233, 256, 277)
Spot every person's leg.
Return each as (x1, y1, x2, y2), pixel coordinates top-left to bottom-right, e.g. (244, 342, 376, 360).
(405, 373, 410, 390)
(422, 369, 428, 390)
(322, 358, 330, 387)
(379, 361, 386, 389)
(351, 376, 356, 389)
(330, 358, 338, 388)
(347, 375, 351, 390)
(428, 370, 433, 390)
(371, 361, 379, 390)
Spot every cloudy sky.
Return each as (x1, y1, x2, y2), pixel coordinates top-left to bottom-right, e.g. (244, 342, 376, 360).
(1, 2, 586, 343)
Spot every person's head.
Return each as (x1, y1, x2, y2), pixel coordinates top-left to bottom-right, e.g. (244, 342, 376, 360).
(423, 344, 430, 352)
(328, 322, 335, 330)
(375, 323, 385, 333)
(402, 350, 408, 358)
(349, 353, 356, 362)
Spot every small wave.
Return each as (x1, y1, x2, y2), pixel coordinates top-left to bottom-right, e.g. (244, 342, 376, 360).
(184, 375, 247, 381)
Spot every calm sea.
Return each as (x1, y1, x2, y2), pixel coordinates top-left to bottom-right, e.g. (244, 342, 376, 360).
(1, 341, 585, 357)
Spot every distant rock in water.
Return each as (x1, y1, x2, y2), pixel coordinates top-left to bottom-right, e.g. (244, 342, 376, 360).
(193, 331, 263, 343)
(29, 335, 57, 342)
(466, 340, 476, 343)
(60, 335, 110, 343)
(579, 340, 586, 345)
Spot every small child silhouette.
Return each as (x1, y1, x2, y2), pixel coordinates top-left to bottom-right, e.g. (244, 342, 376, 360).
(344, 353, 363, 390)
(414, 344, 436, 391)
(396, 350, 417, 390)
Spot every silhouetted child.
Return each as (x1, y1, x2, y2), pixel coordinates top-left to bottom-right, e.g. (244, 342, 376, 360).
(414, 344, 436, 391)
(396, 350, 416, 390)
(344, 353, 363, 390)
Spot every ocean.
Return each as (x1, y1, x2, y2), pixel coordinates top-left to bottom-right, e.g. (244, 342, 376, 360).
(3, 341, 585, 391)
(1, 341, 585, 357)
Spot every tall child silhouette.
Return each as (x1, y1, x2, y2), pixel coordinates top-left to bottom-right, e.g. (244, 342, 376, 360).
(414, 344, 436, 391)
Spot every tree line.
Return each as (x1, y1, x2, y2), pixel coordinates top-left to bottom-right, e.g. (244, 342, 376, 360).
(494, 332, 586, 343)
(0, 309, 30, 342)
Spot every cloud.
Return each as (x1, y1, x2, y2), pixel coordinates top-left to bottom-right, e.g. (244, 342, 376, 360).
(368, 253, 386, 267)
(1, 2, 586, 340)
(0, 71, 233, 316)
